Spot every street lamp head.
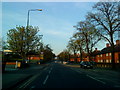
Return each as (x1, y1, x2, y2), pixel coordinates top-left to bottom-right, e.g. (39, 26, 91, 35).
(37, 9, 42, 11)
(29, 9, 42, 11)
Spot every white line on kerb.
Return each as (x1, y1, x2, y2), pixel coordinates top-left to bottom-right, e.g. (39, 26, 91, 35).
(43, 75, 49, 85)
(86, 75, 106, 84)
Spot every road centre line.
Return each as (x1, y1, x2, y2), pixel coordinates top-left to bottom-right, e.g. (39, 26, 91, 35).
(48, 67, 52, 73)
(48, 70, 51, 74)
(43, 75, 49, 85)
(31, 86, 35, 88)
(86, 75, 106, 84)
(50, 67, 52, 71)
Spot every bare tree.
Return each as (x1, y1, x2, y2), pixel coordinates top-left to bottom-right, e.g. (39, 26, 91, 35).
(67, 38, 79, 62)
(86, 2, 120, 69)
(72, 32, 85, 61)
(74, 21, 101, 61)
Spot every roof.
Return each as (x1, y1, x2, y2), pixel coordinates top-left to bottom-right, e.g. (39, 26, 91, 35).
(97, 44, 120, 55)
(91, 50, 101, 56)
(91, 44, 120, 56)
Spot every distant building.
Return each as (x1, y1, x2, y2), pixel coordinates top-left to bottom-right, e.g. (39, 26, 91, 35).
(27, 51, 40, 60)
(70, 52, 88, 62)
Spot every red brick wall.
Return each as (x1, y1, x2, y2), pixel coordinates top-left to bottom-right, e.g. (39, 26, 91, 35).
(95, 52, 120, 63)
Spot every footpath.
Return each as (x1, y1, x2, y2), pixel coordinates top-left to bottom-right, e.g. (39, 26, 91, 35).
(2, 63, 46, 89)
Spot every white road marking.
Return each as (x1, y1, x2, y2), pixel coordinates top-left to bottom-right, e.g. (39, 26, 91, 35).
(19, 74, 40, 88)
(50, 68, 52, 71)
(86, 75, 106, 84)
(43, 75, 49, 85)
(114, 85, 120, 87)
(48, 67, 52, 74)
(31, 86, 35, 88)
(48, 70, 51, 74)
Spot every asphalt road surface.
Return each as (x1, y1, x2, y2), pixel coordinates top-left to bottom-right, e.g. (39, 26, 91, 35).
(14, 62, 113, 88)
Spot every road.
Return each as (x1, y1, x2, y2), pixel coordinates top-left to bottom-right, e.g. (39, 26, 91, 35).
(14, 62, 113, 88)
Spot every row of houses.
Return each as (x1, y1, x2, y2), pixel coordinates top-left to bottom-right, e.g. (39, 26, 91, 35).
(70, 40, 120, 64)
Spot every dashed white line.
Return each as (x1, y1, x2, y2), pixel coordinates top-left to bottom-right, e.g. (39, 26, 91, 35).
(48, 70, 51, 74)
(43, 75, 49, 85)
(50, 67, 52, 71)
(31, 86, 35, 88)
(86, 75, 106, 84)
(48, 68, 52, 74)
(43, 67, 53, 85)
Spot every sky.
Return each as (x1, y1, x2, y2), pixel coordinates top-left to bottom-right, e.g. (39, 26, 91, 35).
(2, 0, 117, 55)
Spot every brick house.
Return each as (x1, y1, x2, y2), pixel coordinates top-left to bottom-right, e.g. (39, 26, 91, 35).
(90, 40, 120, 68)
(69, 40, 120, 65)
(70, 52, 88, 62)
(95, 40, 120, 63)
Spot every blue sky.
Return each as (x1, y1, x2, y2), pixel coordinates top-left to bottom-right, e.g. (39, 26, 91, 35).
(2, 2, 107, 55)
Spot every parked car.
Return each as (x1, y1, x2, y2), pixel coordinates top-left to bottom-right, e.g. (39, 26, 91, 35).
(80, 61, 93, 69)
(37, 60, 44, 64)
(63, 61, 69, 64)
(89, 61, 97, 66)
(22, 59, 29, 64)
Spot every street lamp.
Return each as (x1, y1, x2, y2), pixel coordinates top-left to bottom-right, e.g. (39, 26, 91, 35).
(27, 9, 42, 27)
(26, 9, 42, 56)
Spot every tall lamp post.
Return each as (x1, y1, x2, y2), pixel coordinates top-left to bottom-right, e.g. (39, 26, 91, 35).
(27, 9, 42, 27)
(26, 9, 42, 58)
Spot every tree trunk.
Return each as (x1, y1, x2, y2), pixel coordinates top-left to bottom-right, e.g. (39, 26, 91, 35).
(111, 44, 116, 69)
(79, 46, 83, 61)
(110, 35, 116, 69)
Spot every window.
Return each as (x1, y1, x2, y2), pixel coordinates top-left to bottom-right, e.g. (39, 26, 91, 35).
(100, 54, 102, 57)
(106, 53, 108, 56)
(110, 60, 111, 63)
(106, 59, 109, 63)
(109, 53, 111, 56)
(117, 60, 119, 63)
(101, 60, 103, 62)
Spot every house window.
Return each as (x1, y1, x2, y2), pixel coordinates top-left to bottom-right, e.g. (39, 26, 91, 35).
(110, 60, 111, 63)
(106, 59, 109, 63)
(100, 54, 102, 57)
(101, 60, 103, 62)
(109, 53, 111, 56)
(106, 53, 108, 56)
(97, 55, 99, 57)
(117, 60, 119, 63)
(98, 60, 100, 62)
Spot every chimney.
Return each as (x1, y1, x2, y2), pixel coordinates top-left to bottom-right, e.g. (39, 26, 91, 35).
(95, 48, 97, 51)
(106, 43, 110, 47)
(116, 40, 120, 45)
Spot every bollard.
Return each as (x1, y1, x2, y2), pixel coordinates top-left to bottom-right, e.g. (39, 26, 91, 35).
(15, 61, 18, 68)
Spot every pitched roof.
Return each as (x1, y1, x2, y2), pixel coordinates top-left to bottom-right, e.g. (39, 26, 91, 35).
(97, 44, 120, 55)
(91, 44, 120, 56)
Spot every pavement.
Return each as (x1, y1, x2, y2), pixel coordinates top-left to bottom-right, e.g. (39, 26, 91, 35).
(2, 63, 46, 89)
